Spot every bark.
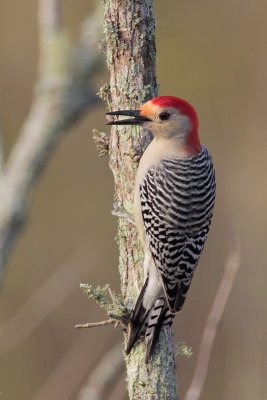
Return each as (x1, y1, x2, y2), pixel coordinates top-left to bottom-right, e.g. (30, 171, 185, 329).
(101, 1, 179, 398)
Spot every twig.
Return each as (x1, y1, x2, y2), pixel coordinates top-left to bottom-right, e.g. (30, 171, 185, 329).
(185, 230, 241, 400)
(75, 343, 124, 400)
(108, 287, 116, 303)
(75, 319, 117, 329)
(111, 208, 135, 225)
(79, 283, 130, 325)
(0, 1, 102, 283)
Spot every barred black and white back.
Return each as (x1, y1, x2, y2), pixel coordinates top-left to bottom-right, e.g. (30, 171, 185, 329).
(126, 146, 216, 362)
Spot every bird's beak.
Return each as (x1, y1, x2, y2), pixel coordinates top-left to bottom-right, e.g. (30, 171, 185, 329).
(106, 110, 151, 125)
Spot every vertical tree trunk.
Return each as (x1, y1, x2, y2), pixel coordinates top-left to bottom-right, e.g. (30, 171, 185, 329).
(101, 1, 179, 399)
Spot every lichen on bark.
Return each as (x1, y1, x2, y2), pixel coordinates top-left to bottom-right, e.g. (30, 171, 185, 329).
(101, 0, 179, 398)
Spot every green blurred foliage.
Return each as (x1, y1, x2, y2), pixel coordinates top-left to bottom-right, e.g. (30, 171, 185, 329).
(0, 1, 267, 399)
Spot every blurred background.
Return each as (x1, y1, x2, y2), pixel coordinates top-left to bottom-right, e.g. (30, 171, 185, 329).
(0, 1, 267, 399)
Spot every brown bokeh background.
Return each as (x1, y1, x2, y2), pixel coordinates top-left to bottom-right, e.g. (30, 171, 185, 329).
(1, 1, 267, 399)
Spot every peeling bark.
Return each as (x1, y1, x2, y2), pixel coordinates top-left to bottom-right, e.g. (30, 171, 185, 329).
(101, 1, 179, 398)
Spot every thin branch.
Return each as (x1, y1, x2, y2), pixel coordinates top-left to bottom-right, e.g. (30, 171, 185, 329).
(0, 244, 90, 355)
(0, 1, 102, 282)
(75, 343, 124, 400)
(75, 319, 118, 329)
(111, 208, 135, 225)
(108, 287, 116, 303)
(39, 0, 62, 32)
(0, 126, 4, 171)
(30, 334, 116, 400)
(185, 231, 241, 400)
(79, 283, 130, 325)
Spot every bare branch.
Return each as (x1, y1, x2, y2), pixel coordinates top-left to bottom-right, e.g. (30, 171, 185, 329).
(0, 2, 102, 282)
(0, 126, 4, 171)
(111, 208, 135, 225)
(75, 343, 124, 400)
(0, 245, 89, 355)
(31, 334, 115, 400)
(39, 0, 62, 32)
(185, 231, 241, 400)
(75, 319, 118, 329)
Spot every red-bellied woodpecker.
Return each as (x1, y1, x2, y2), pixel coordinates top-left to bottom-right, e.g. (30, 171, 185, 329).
(107, 96, 216, 362)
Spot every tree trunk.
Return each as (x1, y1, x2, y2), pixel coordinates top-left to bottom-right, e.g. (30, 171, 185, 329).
(101, 1, 179, 398)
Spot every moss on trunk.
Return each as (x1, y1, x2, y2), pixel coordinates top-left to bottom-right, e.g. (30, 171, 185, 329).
(101, 1, 179, 398)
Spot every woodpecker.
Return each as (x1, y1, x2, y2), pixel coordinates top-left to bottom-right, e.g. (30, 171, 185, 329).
(107, 96, 216, 362)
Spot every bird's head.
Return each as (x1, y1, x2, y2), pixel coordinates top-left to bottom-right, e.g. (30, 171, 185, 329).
(106, 96, 201, 154)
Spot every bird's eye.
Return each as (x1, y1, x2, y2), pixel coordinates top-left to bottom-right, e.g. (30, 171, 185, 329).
(159, 112, 170, 121)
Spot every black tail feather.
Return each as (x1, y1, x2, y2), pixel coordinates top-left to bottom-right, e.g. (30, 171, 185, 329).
(125, 278, 149, 355)
(145, 305, 166, 363)
(126, 278, 170, 363)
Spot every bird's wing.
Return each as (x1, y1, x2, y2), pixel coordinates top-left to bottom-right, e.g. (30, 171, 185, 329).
(140, 149, 216, 312)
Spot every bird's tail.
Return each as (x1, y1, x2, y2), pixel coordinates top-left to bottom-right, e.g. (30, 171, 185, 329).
(125, 278, 175, 362)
